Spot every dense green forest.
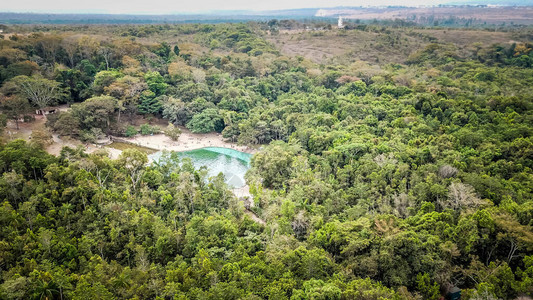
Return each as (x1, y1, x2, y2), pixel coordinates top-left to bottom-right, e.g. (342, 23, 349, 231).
(0, 22, 532, 299)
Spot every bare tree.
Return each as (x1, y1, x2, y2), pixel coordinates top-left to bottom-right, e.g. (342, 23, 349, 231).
(440, 182, 483, 211)
(439, 165, 458, 178)
(392, 193, 411, 218)
(98, 46, 113, 70)
(192, 68, 206, 83)
(291, 211, 309, 239)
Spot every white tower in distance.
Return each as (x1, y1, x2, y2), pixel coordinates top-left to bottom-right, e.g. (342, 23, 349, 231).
(315, 9, 327, 17)
(338, 16, 344, 29)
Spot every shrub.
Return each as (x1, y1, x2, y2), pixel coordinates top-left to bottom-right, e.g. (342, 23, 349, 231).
(30, 129, 53, 148)
(164, 123, 182, 141)
(140, 124, 159, 135)
(79, 128, 104, 143)
(125, 125, 138, 137)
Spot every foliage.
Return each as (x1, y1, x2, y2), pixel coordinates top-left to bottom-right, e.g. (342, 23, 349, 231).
(164, 123, 182, 141)
(0, 22, 532, 300)
(186, 108, 224, 133)
(0, 96, 31, 129)
(125, 125, 138, 137)
(4, 75, 62, 110)
(139, 123, 159, 135)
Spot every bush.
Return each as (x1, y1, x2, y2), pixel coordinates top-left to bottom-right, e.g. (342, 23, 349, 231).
(140, 124, 159, 135)
(164, 123, 182, 141)
(79, 128, 105, 143)
(30, 129, 53, 148)
(125, 125, 138, 137)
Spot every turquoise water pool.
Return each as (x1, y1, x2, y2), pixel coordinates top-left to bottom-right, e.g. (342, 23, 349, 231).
(149, 147, 252, 188)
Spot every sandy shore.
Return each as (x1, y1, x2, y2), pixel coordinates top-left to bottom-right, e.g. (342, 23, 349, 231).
(113, 129, 257, 155)
(3, 111, 257, 160)
(46, 134, 124, 159)
(47, 134, 81, 155)
(46, 129, 256, 160)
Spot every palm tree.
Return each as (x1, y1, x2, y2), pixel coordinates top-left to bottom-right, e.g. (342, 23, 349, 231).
(32, 278, 59, 300)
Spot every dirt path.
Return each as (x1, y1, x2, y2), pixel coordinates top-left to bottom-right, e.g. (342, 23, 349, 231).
(46, 134, 83, 156)
(244, 210, 266, 225)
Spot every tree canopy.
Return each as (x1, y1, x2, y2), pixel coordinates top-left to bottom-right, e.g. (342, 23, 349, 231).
(0, 21, 533, 300)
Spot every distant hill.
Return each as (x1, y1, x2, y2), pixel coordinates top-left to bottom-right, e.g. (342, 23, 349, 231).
(444, 0, 533, 5)
(0, 12, 331, 24)
(1, 4, 532, 25)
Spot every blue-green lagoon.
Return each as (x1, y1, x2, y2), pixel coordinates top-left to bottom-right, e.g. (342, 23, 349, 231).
(149, 147, 252, 188)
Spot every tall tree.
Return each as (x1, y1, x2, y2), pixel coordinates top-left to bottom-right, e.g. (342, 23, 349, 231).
(71, 95, 117, 131)
(9, 76, 61, 113)
(117, 149, 148, 191)
(61, 36, 80, 68)
(0, 96, 31, 130)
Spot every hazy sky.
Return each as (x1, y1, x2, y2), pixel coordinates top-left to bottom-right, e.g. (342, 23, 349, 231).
(2, 0, 447, 14)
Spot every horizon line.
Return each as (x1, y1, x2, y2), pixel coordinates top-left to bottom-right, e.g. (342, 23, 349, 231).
(0, 3, 529, 16)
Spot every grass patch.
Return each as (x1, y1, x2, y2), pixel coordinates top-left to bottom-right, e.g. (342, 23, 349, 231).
(106, 142, 158, 154)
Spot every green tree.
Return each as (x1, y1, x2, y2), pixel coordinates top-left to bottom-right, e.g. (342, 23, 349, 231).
(186, 108, 224, 133)
(249, 141, 304, 188)
(71, 277, 114, 300)
(92, 70, 122, 94)
(138, 91, 162, 115)
(71, 95, 117, 131)
(117, 149, 148, 191)
(7, 75, 62, 112)
(52, 111, 81, 137)
(144, 71, 167, 96)
(162, 97, 190, 125)
(154, 42, 171, 61)
(0, 96, 31, 129)
(416, 273, 440, 300)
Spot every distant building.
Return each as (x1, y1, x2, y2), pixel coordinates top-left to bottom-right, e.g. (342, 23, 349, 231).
(338, 16, 344, 29)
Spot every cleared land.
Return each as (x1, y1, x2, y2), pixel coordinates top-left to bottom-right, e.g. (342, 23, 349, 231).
(267, 27, 527, 65)
(315, 6, 533, 25)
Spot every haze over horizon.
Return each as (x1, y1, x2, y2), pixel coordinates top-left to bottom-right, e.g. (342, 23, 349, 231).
(0, 0, 518, 15)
